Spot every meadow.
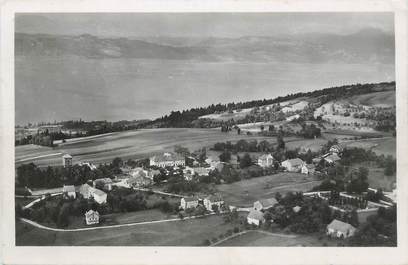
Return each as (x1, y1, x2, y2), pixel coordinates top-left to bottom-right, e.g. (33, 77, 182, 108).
(217, 230, 337, 247)
(216, 172, 320, 207)
(16, 214, 236, 246)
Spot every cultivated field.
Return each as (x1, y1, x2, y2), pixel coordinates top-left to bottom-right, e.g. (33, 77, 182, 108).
(15, 128, 288, 167)
(16, 215, 236, 246)
(216, 172, 320, 207)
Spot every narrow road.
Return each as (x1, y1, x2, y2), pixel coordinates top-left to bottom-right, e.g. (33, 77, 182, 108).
(15, 152, 63, 163)
(211, 229, 297, 246)
(19, 212, 216, 232)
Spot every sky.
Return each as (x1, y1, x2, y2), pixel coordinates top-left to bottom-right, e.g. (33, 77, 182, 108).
(16, 12, 394, 38)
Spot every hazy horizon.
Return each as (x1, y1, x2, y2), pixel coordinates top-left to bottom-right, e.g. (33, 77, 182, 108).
(15, 13, 395, 126)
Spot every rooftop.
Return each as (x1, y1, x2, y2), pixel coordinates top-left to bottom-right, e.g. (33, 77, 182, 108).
(257, 198, 278, 208)
(183, 197, 199, 202)
(151, 152, 185, 162)
(283, 158, 304, 166)
(327, 219, 356, 233)
(92, 188, 106, 197)
(63, 185, 75, 192)
(247, 210, 265, 221)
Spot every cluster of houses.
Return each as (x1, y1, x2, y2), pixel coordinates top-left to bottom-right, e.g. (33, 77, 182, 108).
(256, 144, 345, 175)
(180, 195, 225, 212)
(62, 178, 110, 205)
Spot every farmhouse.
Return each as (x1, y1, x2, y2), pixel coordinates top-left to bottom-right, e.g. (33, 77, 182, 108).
(253, 198, 278, 211)
(62, 185, 76, 199)
(150, 152, 185, 168)
(281, 158, 305, 172)
(257, 154, 274, 168)
(301, 164, 316, 175)
(180, 197, 199, 210)
(203, 195, 224, 211)
(247, 210, 265, 226)
(92, 188, 107, 204)
(326, 219, 356, 238)
(93, 178, 113, 191)
(79, 183, 94, 199)
(329, 144, 344, 155)
(324, 153, 341, 164)
(84, 210, 99, 225)
(126, 176, 152, 188)
(62, 154, 73, 168)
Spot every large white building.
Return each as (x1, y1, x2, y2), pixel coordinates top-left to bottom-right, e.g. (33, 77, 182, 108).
(203, 195, 224, 211)
(281, 158, 305, 172)
(150, 152, 185, 168)
(247, 210, 265, 226)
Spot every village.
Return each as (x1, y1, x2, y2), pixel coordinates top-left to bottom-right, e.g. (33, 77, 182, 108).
(15, 134, 397, 246)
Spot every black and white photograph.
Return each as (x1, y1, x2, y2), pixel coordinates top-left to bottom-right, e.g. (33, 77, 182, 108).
(10, 11, 399, 248)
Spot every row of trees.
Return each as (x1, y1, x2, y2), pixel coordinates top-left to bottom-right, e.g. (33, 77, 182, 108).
(152, 82, 395, 128)
(16, 158, 124, 189)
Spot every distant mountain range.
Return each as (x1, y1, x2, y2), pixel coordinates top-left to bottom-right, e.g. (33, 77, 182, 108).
(15, 28, 394, 64)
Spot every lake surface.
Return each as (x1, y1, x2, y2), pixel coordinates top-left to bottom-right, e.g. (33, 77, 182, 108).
(15, 55, 395, 124)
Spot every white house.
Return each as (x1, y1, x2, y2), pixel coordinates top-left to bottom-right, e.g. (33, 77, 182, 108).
(247, 210, 265, 226)
(180, 197, 199, 210)
(257, 154, 274, 168)
(253, 198, 278, 211)
(62, 154, 73, 168)
(281, 158, 305, 172)
(150, 152, 185, 168)
(79, 183, 94, 199)
(301, 164, 316, 175)
(62, 185, 76, 199)
(326, 219, 357, 238)
(84, 210, 99, 225)
(203, 195, 224, 211)
(92, 188, 107, 204)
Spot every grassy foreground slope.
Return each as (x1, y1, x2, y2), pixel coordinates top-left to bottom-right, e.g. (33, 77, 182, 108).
(16, 215, 235, 246)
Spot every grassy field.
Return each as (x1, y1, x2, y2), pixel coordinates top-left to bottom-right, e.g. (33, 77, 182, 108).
(216, 172, 320, 207)
(15, 128, 289, 167)
(342, 137, 396, 158)
(16, 214, 236, 246)
(217, 230, 337, 247)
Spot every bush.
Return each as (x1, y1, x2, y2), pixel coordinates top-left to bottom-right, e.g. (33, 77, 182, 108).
(233, 227, 240, 233)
